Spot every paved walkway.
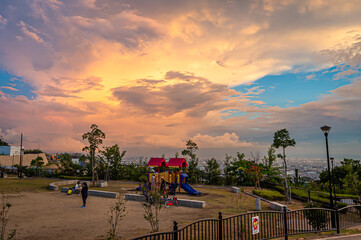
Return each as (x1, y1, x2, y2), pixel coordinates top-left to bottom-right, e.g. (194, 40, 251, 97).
(314, 233, 361, 239)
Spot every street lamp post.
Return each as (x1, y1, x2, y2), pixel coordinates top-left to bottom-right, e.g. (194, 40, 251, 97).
(330, 157, 337, 201)
(321, 125, 335, 228)
(320, 125, 334, 209)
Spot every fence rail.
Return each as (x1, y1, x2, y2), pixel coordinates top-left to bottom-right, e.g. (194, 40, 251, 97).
(131, 205, 361, 240)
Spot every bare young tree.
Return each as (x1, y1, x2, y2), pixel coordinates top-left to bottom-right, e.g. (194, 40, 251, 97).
(107, 197, 127, 240)
(142, 188, 163, 233)
(234, 188, 245, 214)
(1, 194, 16, 240)
(250, 151, 261, 164)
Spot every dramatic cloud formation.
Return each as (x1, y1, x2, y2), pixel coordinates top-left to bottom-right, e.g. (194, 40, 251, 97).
(0, 0, 360, 160)
(112, 71, 242, 117)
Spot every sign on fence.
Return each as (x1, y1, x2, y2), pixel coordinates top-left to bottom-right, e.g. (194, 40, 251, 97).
(252, 216, 259, 235)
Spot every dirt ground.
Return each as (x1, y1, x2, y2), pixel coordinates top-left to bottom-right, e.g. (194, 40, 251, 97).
(3, 185, 310, 240)
(6, 191, 214, 240)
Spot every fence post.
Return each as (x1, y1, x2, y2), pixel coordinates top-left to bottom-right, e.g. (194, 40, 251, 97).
(218, 212, 223, 240)
(283, 206, 288, 240)
(334, 205, 340, 234)
(289, 187, 292, 202)
(173, 221, 178, 240)
(308, 189, 311, 202)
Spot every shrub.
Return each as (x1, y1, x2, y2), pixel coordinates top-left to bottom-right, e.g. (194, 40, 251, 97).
(253, 189, 286, 201)
(304, 202, 330, 231)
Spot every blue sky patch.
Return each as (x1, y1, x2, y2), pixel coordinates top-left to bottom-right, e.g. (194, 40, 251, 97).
(0, 69, 37, 100)
(232, 65, 359, 108)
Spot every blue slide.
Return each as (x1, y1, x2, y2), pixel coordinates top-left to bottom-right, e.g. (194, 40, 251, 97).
(180, 173, 201, 195)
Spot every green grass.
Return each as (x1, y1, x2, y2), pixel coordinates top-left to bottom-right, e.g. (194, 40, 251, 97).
(281, 228, 361, 239)
(0, 178, 55, 193)
(253, 189, 286, 201)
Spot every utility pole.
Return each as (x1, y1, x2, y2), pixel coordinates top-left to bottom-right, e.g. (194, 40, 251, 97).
(19, 133, 23, 179)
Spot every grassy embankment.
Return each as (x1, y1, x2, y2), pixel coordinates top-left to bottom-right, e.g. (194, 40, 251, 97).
(274, 185, 348, 208)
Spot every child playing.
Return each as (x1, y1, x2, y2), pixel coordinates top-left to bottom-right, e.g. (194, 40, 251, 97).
(75, 181, 81, 195)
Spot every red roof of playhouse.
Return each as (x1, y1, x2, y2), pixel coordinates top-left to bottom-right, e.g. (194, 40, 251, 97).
(167, 158, 188, 168)
(147, 158, 167, 167)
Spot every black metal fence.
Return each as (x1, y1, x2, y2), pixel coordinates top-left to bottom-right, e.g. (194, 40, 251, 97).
(131, 205, 361, 240)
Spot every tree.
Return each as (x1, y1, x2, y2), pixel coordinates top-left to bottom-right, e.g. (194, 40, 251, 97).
(143, 187, 163, 233)
(204, 158, 222, 185)
(272, 129, 296, 203)
(79, 154, 87, 166)
(0, 137, 9, 146)
(343, 172, 361, 196)
(246, 163, 263, 189)
(30, 156, 44, 177)
(107, 197, 127, 240)
(228, 152, 254, 186)
(318, 158, 361, 194)
(82, 124, 106, 186)
(262, 146, 281, 184)
(101, 144, 126, 181)
(250, 151, 261, 163)
(60, 153, 72, 169)
(223, 154, 233, 186)
(181, 140, 199, 184)
(24, 149, 42, 154)
(1, 194, 16, 240)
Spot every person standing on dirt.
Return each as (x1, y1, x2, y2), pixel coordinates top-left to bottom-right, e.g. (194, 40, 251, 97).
(81, 182, 88, 208)
(151, 175, 156, 190)
(160, 177, 166, 196)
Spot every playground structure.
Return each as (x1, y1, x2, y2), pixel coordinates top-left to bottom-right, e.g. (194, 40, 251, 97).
(147, 158, 201, 195)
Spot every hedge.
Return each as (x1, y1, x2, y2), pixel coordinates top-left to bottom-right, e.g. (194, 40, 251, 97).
(335, 193, 360, 200)
(253, 189, 286, 201)
(59, 175, 92, 180)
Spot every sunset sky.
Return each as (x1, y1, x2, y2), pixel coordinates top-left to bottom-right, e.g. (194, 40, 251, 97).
(0, 0, 360, 162)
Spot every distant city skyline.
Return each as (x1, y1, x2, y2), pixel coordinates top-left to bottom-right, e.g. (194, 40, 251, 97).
(0, 0, 360, 161)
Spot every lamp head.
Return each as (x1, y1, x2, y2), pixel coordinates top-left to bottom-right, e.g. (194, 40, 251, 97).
(321, 125, 331, 136)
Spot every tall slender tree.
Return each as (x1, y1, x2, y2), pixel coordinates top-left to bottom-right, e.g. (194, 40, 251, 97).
(223, 154, 233, 186)
(204, 158, 222, 185)
(82, 124, 106, 186)
(273, 129, 296, 203)
(262, 146, 280, 183)
(181, 140, 199, 183)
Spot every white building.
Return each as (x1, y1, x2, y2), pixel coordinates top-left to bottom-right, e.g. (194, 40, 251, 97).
(0, 146, 21, 155)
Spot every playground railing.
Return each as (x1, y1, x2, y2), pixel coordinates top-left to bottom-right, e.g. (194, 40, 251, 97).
(130, 205, 361, 240)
